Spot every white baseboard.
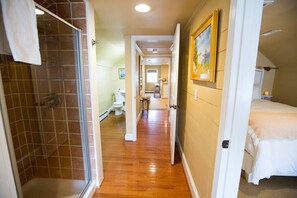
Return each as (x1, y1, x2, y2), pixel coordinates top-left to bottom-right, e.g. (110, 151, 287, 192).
(99, 106, 113, 122)
(99, 111, 108, 122)
(125, 133, 136, 141)
(107, 106, 113, 113)
(136, 111, 142, 124)
(83, 181, 96, 198)
(177, 138, 200, 198)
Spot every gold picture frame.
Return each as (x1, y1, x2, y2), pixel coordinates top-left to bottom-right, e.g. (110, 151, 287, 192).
(190, 9, 219, 82)
(118, 68, 125, 79)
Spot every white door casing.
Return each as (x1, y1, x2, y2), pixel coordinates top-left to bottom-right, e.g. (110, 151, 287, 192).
(0, 71, 19, 198)
(129, 35, 173, 142)
(169, 24, 180, 165)
(85, 0, 104, 187)
(211, 0, 263, 197)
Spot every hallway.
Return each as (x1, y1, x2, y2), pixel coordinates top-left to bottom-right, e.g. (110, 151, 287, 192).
(93, 110, 191, 197)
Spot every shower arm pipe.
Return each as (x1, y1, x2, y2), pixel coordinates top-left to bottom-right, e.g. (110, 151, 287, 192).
(35, 3, 80, 32)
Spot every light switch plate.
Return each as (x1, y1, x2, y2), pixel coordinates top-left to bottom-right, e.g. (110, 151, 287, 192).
(194, 88, 198, 101)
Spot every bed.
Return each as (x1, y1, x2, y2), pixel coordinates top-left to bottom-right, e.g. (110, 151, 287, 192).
(242, 99, 297, 185)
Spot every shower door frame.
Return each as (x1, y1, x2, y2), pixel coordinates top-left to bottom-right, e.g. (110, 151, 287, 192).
(0, 3, 92, 198)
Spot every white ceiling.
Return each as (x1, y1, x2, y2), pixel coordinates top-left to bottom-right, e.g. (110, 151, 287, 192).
(94, 0, 203, 35)
(94, 0, 204, 67)
(137, 40, 173, 56)
(143, 57, 170, 65)
(259, 0, 297, 68)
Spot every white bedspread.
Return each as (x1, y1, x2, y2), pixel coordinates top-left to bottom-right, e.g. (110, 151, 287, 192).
(244, 100, 297, 184)
(251, 99, 297, 113)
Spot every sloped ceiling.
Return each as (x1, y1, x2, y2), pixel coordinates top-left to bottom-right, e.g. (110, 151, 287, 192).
(96, 30, 125, 67)
(259, 0, 297, 68)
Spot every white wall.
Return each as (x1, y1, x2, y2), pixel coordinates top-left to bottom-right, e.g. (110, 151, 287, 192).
(256, 51, 276, 95)
(124, 36, 133, 140)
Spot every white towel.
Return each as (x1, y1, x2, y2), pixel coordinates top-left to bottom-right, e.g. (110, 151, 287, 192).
(0, 3, 10, 55)
(0, 0, 41, 65)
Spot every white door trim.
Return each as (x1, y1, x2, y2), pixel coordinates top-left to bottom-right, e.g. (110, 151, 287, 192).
(212, 0, 263, 197)
(127, 35, 173, 141)
(0, 72, 19, 198)
(86, 0, 104, 187)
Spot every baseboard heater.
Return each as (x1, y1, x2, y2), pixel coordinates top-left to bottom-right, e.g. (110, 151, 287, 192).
(99, 110, 109, 122)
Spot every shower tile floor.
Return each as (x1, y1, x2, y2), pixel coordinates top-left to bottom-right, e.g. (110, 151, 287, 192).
(22, 178, 86, 198)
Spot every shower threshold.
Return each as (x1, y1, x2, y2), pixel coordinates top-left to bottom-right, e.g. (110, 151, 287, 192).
(22, 178, 86, 198)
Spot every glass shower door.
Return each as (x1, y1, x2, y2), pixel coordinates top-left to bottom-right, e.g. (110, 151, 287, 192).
(0, 5, 91, 198)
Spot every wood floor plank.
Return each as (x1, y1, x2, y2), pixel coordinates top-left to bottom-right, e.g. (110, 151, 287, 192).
(93, 110, 191, 197)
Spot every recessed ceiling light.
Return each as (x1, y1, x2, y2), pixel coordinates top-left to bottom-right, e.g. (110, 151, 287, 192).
(135, 4, 151, 13)
(35, 8, 45, 15)
(260, 29, 282, 37)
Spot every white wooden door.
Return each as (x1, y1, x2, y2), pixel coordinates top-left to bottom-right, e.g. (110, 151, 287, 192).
(169, 24, 180, 165)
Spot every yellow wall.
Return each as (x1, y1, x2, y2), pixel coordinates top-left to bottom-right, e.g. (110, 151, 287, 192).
(112, 59, 125, 93)
(256, 51, 276, 95)
(272, 62, 297, 107)
(145, 65, 161, 91)
(96, 58, 125, 115)
(178, 0, 230, 197)
(161, 64, 169, 81)
(96, 65, 113, 114)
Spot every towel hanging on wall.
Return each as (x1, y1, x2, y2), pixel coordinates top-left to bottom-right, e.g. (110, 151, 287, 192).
(0, 4, 10, 55)
(0, 0, 41, 65)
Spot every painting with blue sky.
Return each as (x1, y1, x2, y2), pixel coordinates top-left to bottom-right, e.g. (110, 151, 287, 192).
(119, 68, 125, 79)
(193, 25, 211, 79)
(191, 9, 219, 82)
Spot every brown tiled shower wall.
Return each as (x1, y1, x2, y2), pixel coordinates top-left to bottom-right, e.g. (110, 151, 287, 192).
(36, 0, 97, 182)
(31, 11, 85, 181)
(1, 57, 35, 185)
(0, 0, 95, 186)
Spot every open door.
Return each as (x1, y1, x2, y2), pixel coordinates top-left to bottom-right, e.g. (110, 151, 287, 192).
(169, 24, 180, 165)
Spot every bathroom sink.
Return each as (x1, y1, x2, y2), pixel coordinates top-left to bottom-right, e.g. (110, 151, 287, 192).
(119, 90, 125, 97)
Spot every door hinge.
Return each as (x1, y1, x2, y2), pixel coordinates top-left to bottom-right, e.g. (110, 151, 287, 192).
(169, 105, 177, 109)
(92, 39, 99, 46)
(222, 140, 229, 149)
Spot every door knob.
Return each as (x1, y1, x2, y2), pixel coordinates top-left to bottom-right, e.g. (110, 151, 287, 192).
(170, 105, 177, 109)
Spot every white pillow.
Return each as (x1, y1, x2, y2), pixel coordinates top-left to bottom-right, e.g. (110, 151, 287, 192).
(252, 86, 261, 100)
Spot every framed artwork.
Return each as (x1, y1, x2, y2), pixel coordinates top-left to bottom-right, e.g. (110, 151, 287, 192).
(118, 68, 125, 79)
(190, 9, 219, 82)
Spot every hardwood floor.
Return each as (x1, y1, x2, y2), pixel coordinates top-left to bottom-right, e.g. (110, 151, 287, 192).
(93, 110, 191, 197)
(145, 93, 168, 110)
